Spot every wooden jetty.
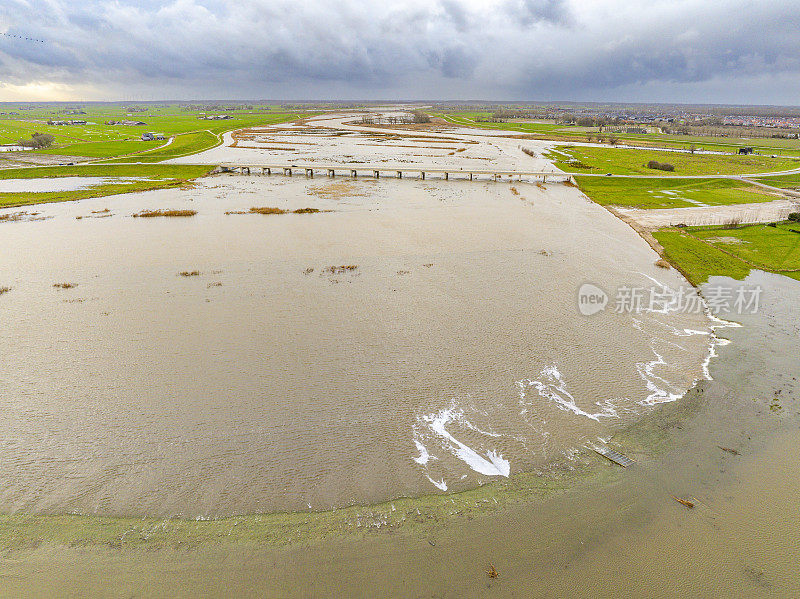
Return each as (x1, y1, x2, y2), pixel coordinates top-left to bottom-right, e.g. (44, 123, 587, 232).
(591, 444, 635, 467)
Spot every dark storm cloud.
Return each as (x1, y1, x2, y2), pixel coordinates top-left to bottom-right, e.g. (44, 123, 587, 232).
(0, 0, 799, 102)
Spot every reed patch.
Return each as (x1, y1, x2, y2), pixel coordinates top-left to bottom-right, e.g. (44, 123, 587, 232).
(133, 209, 197, 218)
(226, 207, 324, 215)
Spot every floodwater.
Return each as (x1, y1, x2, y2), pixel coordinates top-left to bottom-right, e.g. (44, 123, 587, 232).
(0, 172, 713, 516)
(0, 177, 149, 193)
(1, 272, 795, 599)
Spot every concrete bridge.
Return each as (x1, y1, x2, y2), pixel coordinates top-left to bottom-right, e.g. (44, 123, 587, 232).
(216, 163, 573, 183)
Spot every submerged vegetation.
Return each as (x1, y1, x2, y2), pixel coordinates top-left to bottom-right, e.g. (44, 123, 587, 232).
(0, 165, 213, 209)
(179, 270, 200, 277)
(324, 265, 359, 274)
(0, 286, 10, 295)
(133, 209, 197, 218)
(226, 207, 324, 215)
(53, 282, 78, 289)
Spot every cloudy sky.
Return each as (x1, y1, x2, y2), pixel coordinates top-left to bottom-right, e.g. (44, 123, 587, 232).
(0, 0, 798, 104)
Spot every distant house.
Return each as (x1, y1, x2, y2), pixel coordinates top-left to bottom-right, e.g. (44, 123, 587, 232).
(738, 147, 754, 155)
(141, 132, 155, 141)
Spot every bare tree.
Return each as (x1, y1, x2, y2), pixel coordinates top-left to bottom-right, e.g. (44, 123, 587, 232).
(411, 110, 431, 124)
(18, 132, 55, 149)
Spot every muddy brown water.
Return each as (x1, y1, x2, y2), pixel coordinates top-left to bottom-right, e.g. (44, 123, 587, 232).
(0, 175, 712, 517)
(0, 271, 796, 598)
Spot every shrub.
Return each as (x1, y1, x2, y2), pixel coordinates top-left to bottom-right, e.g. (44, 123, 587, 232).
(647, 160, 675, 172)
(722, 218, 741, 230)
(788, 212, 800, 222)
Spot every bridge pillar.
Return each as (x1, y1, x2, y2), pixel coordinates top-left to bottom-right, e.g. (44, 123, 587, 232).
(351, 170, 357, 178)
(397, 171, 402, 179)
(494, 173, 499, 181)
(469, 173, 473, 181)
(327, 169, 335, 178)
(243, 167, 250, 175)
(374, 170, 380, 178)
(444, 172, 448, 180)
(543, 175, 547, 183)
(420, 172, 425, 180)
(306, 168, 314, 178)
(284, 168, 292, 176)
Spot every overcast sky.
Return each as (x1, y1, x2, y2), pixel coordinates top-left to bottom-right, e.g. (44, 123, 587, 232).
(0, 0, 798, 104)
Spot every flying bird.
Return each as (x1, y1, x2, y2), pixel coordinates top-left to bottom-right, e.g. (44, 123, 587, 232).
(0, 32, 45, 43)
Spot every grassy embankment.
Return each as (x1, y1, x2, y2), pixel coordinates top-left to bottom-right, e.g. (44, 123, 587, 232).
(751, 173, 800, 191)
(436, 111, 800, 155)
(0, 164, 212, 208)
(546, 145, 800, 176)
(569, 154, 800, 283)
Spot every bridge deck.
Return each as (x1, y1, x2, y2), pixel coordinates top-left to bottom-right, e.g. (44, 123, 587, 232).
(219, 163, 569, 179)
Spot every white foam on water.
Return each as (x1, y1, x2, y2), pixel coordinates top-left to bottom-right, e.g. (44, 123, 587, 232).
(426, 476, 448, 491)
(413, 439, 431, 466)
(426, 409, 511, 477)
(517, 365, 619, 422)
(412, 404, 511, 481)
(636, 347, 685, 405)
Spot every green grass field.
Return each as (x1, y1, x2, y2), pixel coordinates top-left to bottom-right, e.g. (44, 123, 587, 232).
(547, 145, 800, 176)
(0, 105, 308, 159)
(99, 130, 221, 163)
(574, 177, 776, 209)
(0, 164, 212, 208)
(655, 223, 800, 284)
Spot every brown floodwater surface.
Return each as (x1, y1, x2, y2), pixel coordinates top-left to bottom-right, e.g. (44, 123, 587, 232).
(0, 175, 712, 516)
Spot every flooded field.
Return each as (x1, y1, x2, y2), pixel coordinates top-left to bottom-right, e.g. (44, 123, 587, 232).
(0, 171, 712, 516)
(0, 176, 153, 193)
